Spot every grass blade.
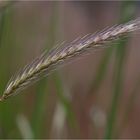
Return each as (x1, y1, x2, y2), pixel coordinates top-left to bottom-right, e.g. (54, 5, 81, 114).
(31, 2, 59, 138)
(104, 1, 137, 138)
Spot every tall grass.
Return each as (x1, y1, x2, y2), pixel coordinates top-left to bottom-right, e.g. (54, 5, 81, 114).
(0, 1, 139, 139)
(0, 2, 20, 138)
(105, 1, 137, 139)
(31, 3, 59, 138)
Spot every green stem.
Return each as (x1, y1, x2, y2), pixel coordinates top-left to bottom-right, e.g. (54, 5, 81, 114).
(105, 1, 137, 139)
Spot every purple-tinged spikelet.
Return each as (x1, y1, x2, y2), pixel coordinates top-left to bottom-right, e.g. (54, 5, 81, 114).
(0, 18, 140, 101)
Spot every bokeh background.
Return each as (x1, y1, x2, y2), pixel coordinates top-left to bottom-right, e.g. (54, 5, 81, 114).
(0, 1, 140, 139)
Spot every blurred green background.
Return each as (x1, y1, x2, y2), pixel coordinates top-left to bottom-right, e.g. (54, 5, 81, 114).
(0, 1, 140, 139)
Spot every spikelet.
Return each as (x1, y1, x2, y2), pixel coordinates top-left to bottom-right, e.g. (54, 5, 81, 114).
(0, 18, 140, 101)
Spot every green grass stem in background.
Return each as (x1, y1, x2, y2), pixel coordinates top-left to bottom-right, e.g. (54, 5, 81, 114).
(105, 1, 137, 139)
(53, 73, 79, 137)
(31, 2, 59, 138)
(115, 76, 140, 138)
(88, 47, 113, 95)
(0, 4, 17, 138)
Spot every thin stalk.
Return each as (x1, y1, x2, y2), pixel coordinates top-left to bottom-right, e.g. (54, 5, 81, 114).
(31, 2, 59, 138)
(87, 47, 113, 97)
(105, 39, 128, 138)
(0, 3, 17, 138)
(115, 76, 140, 138)
(105, 1, 137, 139)
(53, 73, 79, 136)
